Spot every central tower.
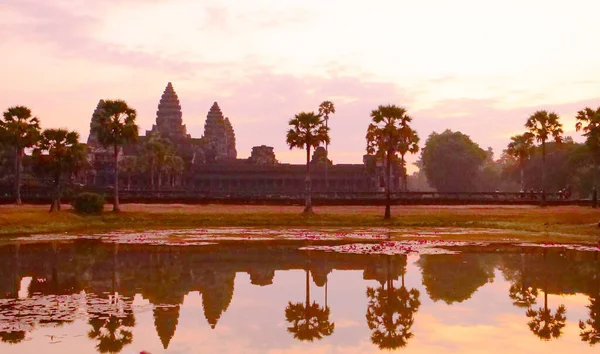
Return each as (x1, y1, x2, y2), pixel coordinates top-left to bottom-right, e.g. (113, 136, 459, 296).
(147, 82, 190, 141)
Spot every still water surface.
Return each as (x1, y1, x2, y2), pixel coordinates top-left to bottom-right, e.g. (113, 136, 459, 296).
(0, 240, 599, 353)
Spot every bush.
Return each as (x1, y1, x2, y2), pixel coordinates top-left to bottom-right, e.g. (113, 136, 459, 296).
(73, 192, 105, 214)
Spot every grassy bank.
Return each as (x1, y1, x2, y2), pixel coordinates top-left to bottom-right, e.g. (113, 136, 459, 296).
(0, 204, 599, 242)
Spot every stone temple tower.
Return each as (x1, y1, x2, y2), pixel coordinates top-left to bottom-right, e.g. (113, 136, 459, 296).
(87, 99, 104, 147)
(147, 82, 190, 141)
(203, 102, 237, 161)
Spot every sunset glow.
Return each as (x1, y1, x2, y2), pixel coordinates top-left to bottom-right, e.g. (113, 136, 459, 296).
(2, 0, 599, 169)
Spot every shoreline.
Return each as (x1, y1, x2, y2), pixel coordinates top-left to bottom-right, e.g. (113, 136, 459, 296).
(1, 204, 599, 243)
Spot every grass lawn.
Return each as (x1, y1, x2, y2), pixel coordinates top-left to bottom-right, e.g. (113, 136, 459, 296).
(0, 203, 599, 243)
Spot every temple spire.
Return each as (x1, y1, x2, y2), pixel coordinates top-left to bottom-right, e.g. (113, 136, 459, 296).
(147, 82, 189, 140)
(202, 102, 237, 161)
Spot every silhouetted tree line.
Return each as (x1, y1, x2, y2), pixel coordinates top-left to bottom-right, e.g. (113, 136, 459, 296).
(3, 102, 600, 215)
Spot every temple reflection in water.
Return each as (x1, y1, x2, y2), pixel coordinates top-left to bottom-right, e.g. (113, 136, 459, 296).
(1, 241, 600, 352)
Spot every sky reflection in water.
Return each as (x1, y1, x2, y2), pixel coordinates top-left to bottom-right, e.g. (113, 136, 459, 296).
(0, 240, 599, 353)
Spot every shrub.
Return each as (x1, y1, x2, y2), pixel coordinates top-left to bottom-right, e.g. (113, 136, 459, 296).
(73, 192, 105, 214)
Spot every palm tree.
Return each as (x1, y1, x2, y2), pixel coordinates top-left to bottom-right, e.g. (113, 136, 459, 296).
(118, 156, 138, 191)
(165, 155, 184, 187)
(397, 121, 420, 191)
(505, 133, 535, 191)
(0, 106, 41, 204)
(284, 268, 335, 341)
(366, 105, 414, 219)
(286, 112, 330, 214)
(525, 110, 563, 205)
(142, 133, 174, 191)
(365, 255, 420, 349)
(318, 101, 335, 190)
(32, 129, 88, 212)
(575, 107, 600, 194)
(91, 100, 139, 212)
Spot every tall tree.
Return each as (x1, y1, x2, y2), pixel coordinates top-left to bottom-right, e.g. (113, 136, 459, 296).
(505, 133, 535, 190)
(421, 130, 486, 193)
(146, 134, 175, 190)
(0, 106, 41, 204)
(366, 105, 414, 219)
(165, 155, 184, 187)
(318, 101, 335, 190)
(118, 156, 138, 191)
(286, 112, 330, 214)
(32, 129, 88, 212)
(397, 120, 420, 191)
(91, 100, 139, 212)
(525, 110, 563, 205)
(575, 107, 600, 193)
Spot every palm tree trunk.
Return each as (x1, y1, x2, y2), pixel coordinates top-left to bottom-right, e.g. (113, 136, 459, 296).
(325, 278, 328, 309)
(401, 154, 407, 192)
(305, 268, 310, 306)
(384, 150, 391, 219)
(386, 255, 393, 296)
(304, 145, 313, 214)
(520, 164, 525, 191)
(594, 156, 598, 190)
(541, 142, 546, 206)
(50, 172, 61, 212)
(15, 148, 22, 205)
(592, 155, 597, 208)
(325, 118, 329, 192)
(150, 161, 155, 191)
(158, 167, 162, 192)
(113, 145, 120, 212)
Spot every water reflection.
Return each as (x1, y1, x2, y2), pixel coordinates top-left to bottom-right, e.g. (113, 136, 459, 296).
(418, 253, 496, 304)
(365, 255, 420, 349)
(0, 241, 600, 352)
(579, 259, 600, 345)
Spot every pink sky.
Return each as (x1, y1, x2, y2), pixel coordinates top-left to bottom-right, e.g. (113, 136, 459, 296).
(1, 0, 599, 172)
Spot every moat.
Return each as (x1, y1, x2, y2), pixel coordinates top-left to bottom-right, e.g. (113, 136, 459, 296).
(0, 234, 599, 353)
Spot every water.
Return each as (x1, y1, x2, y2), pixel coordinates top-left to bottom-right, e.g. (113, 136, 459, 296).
(0, 240, 599, 353)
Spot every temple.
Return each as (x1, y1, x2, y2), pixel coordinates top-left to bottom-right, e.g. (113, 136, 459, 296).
(86, 82, 399, 194)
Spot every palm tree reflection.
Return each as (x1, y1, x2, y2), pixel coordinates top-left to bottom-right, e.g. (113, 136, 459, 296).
(509, 254, 538, 309)
(285, 267, 334, 341)
(525, 297, 566, 341)
(579, 296, 600, 345)
(579, 260, 600, 345)
(365, 255, 420, 350)
(525, 251, 567, 341)
(87, 309, 135, 353)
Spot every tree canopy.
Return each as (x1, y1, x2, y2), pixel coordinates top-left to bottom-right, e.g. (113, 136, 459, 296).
(286, 111, 329, 214)
(421, 130, 487, 193)
(32, 129, 88, 211)
(90, 100, 138, 212)
(0, 106, 41, 204)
